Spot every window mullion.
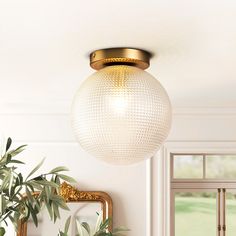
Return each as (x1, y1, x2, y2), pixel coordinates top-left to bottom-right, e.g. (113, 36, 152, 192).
(203, 154, 206, 179)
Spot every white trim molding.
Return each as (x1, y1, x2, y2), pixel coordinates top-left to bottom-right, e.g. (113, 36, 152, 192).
(2, 101, 236, 116)
(173, 106, 236, 116)
(146, 158, 152, 236)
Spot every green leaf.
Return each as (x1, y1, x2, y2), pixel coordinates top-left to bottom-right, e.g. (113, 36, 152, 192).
(17, 173, 23, 185)
(8, 171, 14, 196)
(13, 144, 27, 152)
(52, 202, 60, 221)
(45, 201, 53, 220)
(26, 158, 45, 180)
(64, 216, 71, 233)
(44, 186, 50, 203)
(76, 219, 85, 236)
(36, 180, 59, 188)
(99, 218, 111, 231)
(59, 231, 67, 236)
(29, 181, 43, 191)
(28, 203, 38, 227)
(8, 145, 27, 157)
(6, 154, 12, 164)
(49, 166, 69, 174)
(25, 187, 34, 204)
(6, 138, 12, 152)
(0, 173, 10, 191)
(94, 212, 103, 233)
(9, 160, 25, 164)
(25, 183, 34, 193)
(31, 176, 43, 181)
(50, 195, 69, 210)
(94, 232, 108, 236)
(59, 232, 68, 236)
(0, 227, 5, 236)
(55, 175, 61, 186)
(81, 222, 90, 235)
(57, 174, 77, 183)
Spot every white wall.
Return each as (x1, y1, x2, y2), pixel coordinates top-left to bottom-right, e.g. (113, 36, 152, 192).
(0, 104, 148, 236)
(1, 105, 236, 236)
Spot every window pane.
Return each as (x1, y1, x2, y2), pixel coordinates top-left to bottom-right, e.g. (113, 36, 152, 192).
(173, 155, 203, 179)
(226, 192, 236, 236)
(175, 192, 217, 236)
(206, 155, 236, 179)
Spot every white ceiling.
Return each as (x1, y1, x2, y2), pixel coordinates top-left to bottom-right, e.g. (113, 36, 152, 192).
(1, 0, 236, 111)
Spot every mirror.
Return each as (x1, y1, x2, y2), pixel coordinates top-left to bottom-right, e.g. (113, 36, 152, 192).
(17, 183, 113, 236)
(27, 202, 102, 236)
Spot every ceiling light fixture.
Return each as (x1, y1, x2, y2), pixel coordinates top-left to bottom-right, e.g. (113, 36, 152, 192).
(71, 48, 172, 165)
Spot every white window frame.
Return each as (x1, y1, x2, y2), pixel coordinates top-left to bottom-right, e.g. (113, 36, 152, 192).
(151, 141, 236, 236)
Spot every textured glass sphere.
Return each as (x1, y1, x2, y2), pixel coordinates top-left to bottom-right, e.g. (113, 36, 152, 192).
(71, 65, 172, 165)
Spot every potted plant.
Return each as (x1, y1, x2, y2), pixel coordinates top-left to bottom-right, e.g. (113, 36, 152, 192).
(0, 138, 76, 236)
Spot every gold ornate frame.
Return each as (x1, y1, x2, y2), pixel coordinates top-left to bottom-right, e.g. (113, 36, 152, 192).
(17, 182, 113, 236)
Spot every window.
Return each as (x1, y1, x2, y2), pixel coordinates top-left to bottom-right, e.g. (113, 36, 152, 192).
(174, 190, 217, 236)
(173, 155, 203, 179)
(171, 153, 236, 236)
(172, 154, 236, 180)
(206, 155, 236, 179)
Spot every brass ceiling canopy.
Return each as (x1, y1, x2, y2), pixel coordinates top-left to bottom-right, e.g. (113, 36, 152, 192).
(90, 48, 151, 70)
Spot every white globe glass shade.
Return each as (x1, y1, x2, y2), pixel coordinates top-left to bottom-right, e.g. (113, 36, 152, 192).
(71, 65, 172, 165)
